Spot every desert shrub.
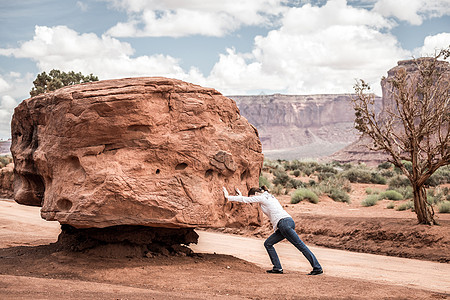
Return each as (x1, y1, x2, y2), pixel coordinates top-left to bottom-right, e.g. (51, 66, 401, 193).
(293, 170, 301, 177)
(394, 160, 413, 174)
(425, 166, 450, 186)
(388, 175, 411, 189)
(370, 172, 387, 184)
(259, 175, 272, 189)
(393, 186, 413, 199)
(317, 172, 335, 181)
(315, 164, 338, 174)
(395, 201, 414, 211)
(365, 187, 382, 195)
(0, 155, 12, 168)
(378, 162, 393, 169)
(340, 167, 386, 184)
(379, 190, 403, 201)
(361, 194, 380, 207)
(341, 168, 372, 183)
(438, 201, 450, 213)
(289, 178, 304, 189)
(316, 177, 351, 203)
(386, 202, 395, 209)
(380, 169, 395, 178)
(272, 184, 283, 196)
(303, 168, 312, 176)
(273, 170, 290, 186)
(328, 188, 350, 203)
(291, 188, 319, 204)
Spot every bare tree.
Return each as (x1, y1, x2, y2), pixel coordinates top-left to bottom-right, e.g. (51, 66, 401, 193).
(352, 48, 450, 225)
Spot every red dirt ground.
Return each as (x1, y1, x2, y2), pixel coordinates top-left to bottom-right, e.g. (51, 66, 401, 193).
(1, 182, 449, 299)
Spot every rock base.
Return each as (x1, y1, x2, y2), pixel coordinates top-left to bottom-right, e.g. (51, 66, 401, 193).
(56, 225, 199, 258)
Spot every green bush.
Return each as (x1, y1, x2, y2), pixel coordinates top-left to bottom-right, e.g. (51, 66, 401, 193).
(371, 173, 387, 184)
(0, 155, 13, 168)
(272, 184, 283, 196)
(341, 168, 372, 183)
(289, 178, 304, 189)
(380, 169, 395, 178)
(291, 188, 319, 204)
(341, 167, 386, 184)
(378, 162, 393, 169)
(393, 186, 413, 199)
(394, 160, 413, 174)
(438, 201, 450, 213)
(395, 201, 414, 211)
(317, 172, 336, 181)
(273, 170, 290, 186)
(386, 202, 395, 209)
(293, 170, 301, 177)
(259, 175, 272, 189)
(361, 194, 380, 207)
(329, 188, 350, 203)
(379, 190, 403, 201)
(365, 187, 382, 195)
(388, 175, 411, 189)
(425, 166, 450, 186)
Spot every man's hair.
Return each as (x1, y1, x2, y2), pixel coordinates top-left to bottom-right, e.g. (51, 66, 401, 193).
(248, 185, 269, 196)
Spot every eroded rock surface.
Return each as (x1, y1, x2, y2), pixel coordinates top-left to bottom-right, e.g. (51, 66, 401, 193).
(11, 77, 263, 229)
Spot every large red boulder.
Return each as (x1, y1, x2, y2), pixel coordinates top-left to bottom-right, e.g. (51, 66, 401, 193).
(11, 77, 263, 229)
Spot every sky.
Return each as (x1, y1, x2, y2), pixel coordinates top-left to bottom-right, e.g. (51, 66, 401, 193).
(0, 0, 449, 139)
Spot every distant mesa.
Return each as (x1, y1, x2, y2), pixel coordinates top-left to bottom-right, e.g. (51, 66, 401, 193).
(231, 93, 382, 160)
(10, 77, 264, 254)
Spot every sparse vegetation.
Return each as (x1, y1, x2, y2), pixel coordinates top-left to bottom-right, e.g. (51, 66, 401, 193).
(291, 188, 319, 204)
(0, 155, 13, 168)
(396, 201, 414, 211)
(438, 201, 450, 213)
(379, 190, 403, 201)
(361, 194, 380, 207)
(261, 159, 448, 214)
(387, 202, 395, 209)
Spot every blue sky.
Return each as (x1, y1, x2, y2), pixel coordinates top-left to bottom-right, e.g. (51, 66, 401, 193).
(0, 0, 449, 139)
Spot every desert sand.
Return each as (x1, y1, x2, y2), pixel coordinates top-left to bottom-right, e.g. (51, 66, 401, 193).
(1, 195, 450, 299)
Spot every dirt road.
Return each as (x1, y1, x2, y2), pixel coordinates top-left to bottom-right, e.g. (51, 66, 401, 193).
(1, 198, 449, 299)
(192, 230, 450, 294)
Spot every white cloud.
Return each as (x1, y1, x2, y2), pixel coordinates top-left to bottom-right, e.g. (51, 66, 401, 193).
(0, 75, 18, 139)
(206, 0, 409, 95)
(105, 0, 286, 37)
(414, 33, 450, 56)
(0, 77, 10, 93)
(0, 25, 197, 81)
(373, 0, 450, 25)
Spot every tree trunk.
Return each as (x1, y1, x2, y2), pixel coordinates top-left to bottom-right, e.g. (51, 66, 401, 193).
(412, 184, 435, 225)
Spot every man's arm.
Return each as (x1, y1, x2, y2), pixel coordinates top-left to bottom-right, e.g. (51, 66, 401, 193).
(223, 187, 263, 203)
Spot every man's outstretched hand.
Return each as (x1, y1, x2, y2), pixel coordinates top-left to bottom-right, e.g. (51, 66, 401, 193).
(222, 187, 229, 199)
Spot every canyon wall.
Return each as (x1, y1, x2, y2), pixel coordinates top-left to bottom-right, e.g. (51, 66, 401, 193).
(231, 94, 382, 160)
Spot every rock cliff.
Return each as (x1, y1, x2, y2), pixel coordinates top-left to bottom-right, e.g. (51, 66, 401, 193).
(230, 94, 382, 160)
(329, 58, 450, 165)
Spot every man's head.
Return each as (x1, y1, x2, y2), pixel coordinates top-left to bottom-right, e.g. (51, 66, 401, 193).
(248, 185, 269, 196)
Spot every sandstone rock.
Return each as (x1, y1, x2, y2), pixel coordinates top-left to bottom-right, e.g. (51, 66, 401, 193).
(329, 58, 450, 165)
(11, 77, 263, 229)
(0, 163, 14, 198)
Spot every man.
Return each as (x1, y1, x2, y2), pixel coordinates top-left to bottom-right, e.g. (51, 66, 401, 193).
(223, 186, 323, 275)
